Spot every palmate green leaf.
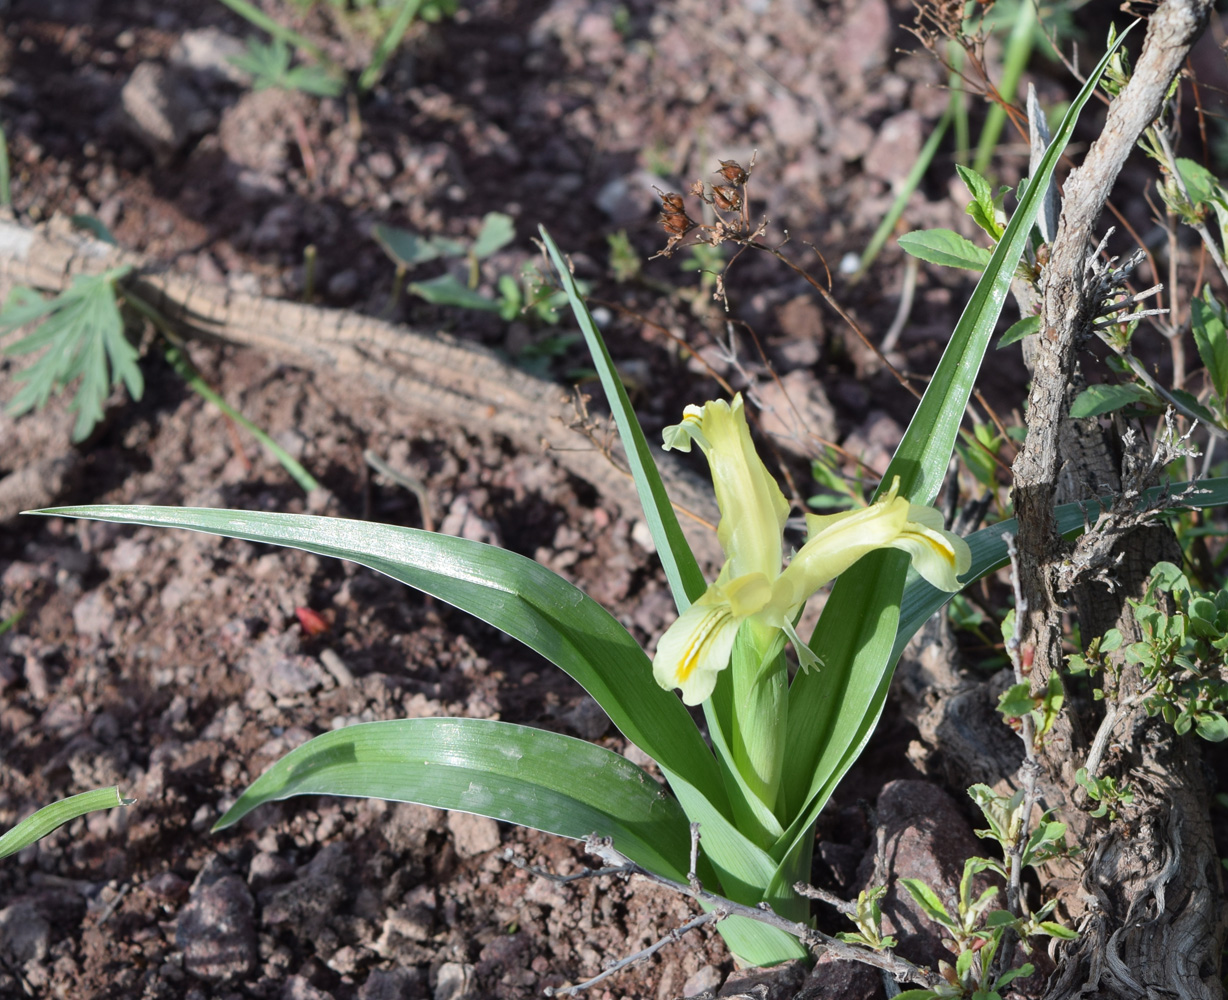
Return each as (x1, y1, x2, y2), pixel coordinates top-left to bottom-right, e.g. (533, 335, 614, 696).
(215, 718, 695, 881)
(777, 29, 1133, 873)
(29, 504, 725, 812)
(0, 786, 133, 860)
(2, 266, 141, 442)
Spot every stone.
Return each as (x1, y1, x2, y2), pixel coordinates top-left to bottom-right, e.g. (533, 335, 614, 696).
(120, 61, 214, 160)
(359, 967, 425, 1000)
(0, 900, 51, 964)
(446, 810, 501, 858)
(175, 867, 257, 982)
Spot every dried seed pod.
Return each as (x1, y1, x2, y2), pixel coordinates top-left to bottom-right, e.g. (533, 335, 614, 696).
(660, 192, 687, 214)
(716, 159, 749, 185)
(659, 192, 695, 239)
(711, 184, 742, 212)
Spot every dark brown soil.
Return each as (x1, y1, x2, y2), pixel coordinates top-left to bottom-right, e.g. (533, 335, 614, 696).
(1, 1, 1226, 998)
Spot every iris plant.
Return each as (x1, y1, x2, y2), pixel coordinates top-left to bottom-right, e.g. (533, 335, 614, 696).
(21, 38, 1140, 969)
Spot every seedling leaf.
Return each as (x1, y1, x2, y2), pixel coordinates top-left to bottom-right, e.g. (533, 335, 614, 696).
(0, 786, 133, 860)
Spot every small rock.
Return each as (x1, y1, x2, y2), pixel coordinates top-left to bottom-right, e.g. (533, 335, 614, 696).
(439, 496, 502, 547)
(799, 953, 885, 999)
(859, 780, 989, 967)
(248, 851, 296, 891)
(239, 634, 331, 698)
(326, 269, 360, 299)
(0, 901, 50, 964)
(282, 975, 335, 1000)
(682, 963, 723, 996)
(120, 61, 214, 160)
(433, 961, 476, 1000)
(718, 960, 807, 998)
(261, 842, 351, 937)
(864, 111, 924, 184)
(359, 967, 424, 1000)
(72, 589, 115, 641)
(557, 696, 609, 740)
(170, 27, 249, 86)
(446, 811, 500, 858)
(175, 867, 257, 983)
(755, 369, 837, 459)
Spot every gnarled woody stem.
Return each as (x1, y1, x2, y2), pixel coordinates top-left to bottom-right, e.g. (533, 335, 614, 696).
(1009, 1, 1224, 997)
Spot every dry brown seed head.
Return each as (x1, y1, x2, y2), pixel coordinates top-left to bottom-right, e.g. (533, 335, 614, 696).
(711, 184, 742, 212)
(716, 159, 748, 185)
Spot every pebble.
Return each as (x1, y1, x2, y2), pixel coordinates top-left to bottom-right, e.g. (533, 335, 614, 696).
(175, 867, 257, 983)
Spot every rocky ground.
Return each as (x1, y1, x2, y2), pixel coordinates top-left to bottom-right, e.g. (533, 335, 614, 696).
(0, 1, 1225, 998)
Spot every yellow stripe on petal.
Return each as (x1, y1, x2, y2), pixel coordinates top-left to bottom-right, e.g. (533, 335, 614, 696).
(652, 591, 741, 706)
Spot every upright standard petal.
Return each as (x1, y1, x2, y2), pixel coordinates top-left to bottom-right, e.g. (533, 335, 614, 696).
(663, 395, 788, 581)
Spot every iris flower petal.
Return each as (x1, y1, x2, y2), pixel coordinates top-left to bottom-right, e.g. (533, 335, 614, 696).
(653, 395, 970, 706)
(652, 590, 741, 705)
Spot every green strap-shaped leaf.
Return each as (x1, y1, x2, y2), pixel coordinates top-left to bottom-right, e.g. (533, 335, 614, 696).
(539, 226, 707, 610)
(778, 28, 1134, 862)
(29, 505, 727, 821)
(0, 786, 132, 860)
(215, 718, 694, 881)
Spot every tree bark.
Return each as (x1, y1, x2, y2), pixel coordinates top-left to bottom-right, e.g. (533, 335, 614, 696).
(1008, 1, 1224, 996)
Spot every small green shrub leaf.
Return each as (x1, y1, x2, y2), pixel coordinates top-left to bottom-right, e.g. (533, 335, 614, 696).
(1191, 290, 1228, 403)
(1069, 383, 1154, 418)
(898, 229, 992, 271)
(997, 313, 1041, 349)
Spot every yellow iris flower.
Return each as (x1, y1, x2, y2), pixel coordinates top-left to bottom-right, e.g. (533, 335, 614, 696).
(654, 395, 971, 705)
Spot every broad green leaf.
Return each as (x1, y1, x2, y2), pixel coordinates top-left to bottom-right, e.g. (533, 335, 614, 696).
(472, 212, 516, 259)
(1191, 290, 1228, 403)
(997, 313, 1041, 349)
(0, 786, 132, 860)
(408, 273, 502, 312)
(780, 29, 1137, 868)
(1069, 382, 1154, 418)
(215, 718, 695, 881)
(539, 226, 706, 608)
(28, 505, 727, 819)
(1040, 921, 1078, 940)
(898, 229, 992, 271)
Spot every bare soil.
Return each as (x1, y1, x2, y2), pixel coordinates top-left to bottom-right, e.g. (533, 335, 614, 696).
(1, 1, 1225, 999)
